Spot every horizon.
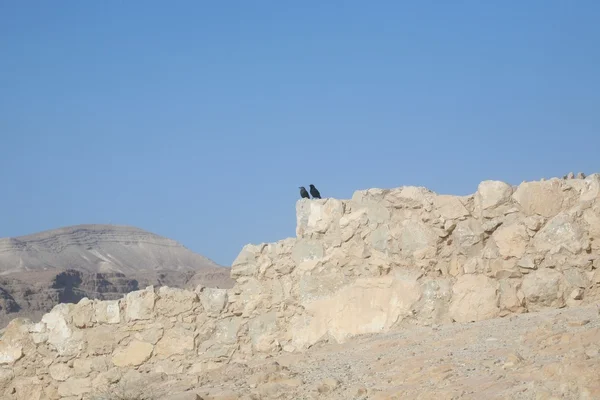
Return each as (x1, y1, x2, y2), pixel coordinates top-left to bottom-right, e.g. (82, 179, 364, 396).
(1, 1, 599, 265)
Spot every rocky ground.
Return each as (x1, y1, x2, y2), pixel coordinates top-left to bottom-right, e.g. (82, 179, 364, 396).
(150, 302, 600, 400)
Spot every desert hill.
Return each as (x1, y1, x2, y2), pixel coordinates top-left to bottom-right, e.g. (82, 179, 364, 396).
(0, 224, 222, 275)
(0, 225, 233, 327)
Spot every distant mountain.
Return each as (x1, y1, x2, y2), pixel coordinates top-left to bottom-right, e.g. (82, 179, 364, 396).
(0, 224, 223, 274)
(0, 224, 234, 327)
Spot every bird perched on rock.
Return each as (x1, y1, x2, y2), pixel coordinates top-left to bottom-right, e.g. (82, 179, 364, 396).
(309, 184, 321, 199)
(299, 186, 310, 199)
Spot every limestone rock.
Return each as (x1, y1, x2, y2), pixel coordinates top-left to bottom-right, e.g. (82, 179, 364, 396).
(231, 244, 263, 278)
(49, 363, 72, 382)
(522, 269, 566, 308)
(111, 340, 154, 367)
(291, 239, 325, 264)
(71, 298, 94, 328)
(291, 275, 422, 348)
(533, 212, 585, 254)
(42, 304, 83, 356)
(475, 180, 513, 211)
(0, 318, 32, 366)
(125, 286, 155, 321)
(512, 180, 567, 217)
(433, 195, 470, 220)
(451, 219, 483, 255)
(395, 219, 438, 258)
(492, 223, 529, 258)
(449, 275, 499, 322)
(72, 358, 92, 378)
(163, 393, 204, 400)
(248, 312, 279, 353)
(1, 175, 600, 399)
(155, 327, 196, 358)
(198, 287, 228, 316)
(57, 377, 91, 397)
(93, 299, 121, 324)
(296, 198, 345, 237)
(155, 286, 199, 317)
(0, 342, 22, 366)
(86, 325, 117, 355)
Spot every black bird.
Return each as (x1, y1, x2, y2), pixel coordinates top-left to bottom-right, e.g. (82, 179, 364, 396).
(309, 184, 321, 199)
(299, 186, 310, 199)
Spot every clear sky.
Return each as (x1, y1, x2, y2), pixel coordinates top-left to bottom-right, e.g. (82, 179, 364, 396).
(1, 1, 599, 266)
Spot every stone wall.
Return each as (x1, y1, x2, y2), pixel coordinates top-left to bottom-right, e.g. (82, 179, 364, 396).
(230, 175, 600, 351)
(1, 175, 600, 399)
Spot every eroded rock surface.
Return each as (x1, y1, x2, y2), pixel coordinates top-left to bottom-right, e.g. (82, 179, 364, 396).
(0, 175, 599, 399)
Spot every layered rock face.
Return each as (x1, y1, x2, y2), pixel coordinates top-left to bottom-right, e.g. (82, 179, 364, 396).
(0, 225, 234, 327)
(0, 176, 599, 399)
(0, 224, 223, 275)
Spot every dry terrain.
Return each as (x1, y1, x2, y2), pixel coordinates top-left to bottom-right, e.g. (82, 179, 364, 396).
(96, 302, 600, 400)
(0, 225, 233, 327)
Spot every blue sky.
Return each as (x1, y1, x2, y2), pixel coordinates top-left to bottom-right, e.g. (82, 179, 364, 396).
(1, 1, 599, 266)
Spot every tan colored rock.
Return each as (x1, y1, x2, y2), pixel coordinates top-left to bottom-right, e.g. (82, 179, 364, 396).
(93, 299, 121, 324)
(86, 325, 117, 355)
(291, 275, 422, 348)
(134, 324, 164, 344)
(583, 207, 600, 239)
(296, 198, 345, 236)
(522, 269, 566, 308)
(57, 377, 91, 396)
(451, 219, 483, 255)
(49, 363, 72, 381)
(512, 180, 566, 217)
(533, 212, 585, 254)
(42, 304, 83, 356)
(249, 312, 279, 353)
(155, 327, 196, 358)
(291, 239, 325, 264)
(11, 377, 44, 400)
(492, 223, 529, 258)
(517, 256, 537, 270)
(125, 286, 155, 321)
(475, 180, 513, 210)
(163, 393, 204, 400)
(213, 317, 243, 345)
(564, 268, 589, 288)
(524, 215, 545, 231)
(91, 368, 120, 388)
(339, 209, 368, 242)
(0, 341, 23, 365)
(394, 218, 438, 258)
(433, 195, 470, 219)
(449, 275, 499, 322)
(498, 279, 524, 313)
(155, 286, 199, 317)
(3, 175, 600, 399)
(199, 287, 228, 316)
(72, 358, 92, 377)
(71, 298, 94, 328)
(111, 340, 154, 367)
(231, 243, 264, 278)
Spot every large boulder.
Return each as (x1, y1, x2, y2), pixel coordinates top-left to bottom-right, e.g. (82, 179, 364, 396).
(512, 180, 567, 218)
(449, 275, 500, 322)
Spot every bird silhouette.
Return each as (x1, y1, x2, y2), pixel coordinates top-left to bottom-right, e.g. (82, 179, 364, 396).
(309, 184, 321, 199)
(299, 186, 310, 199)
